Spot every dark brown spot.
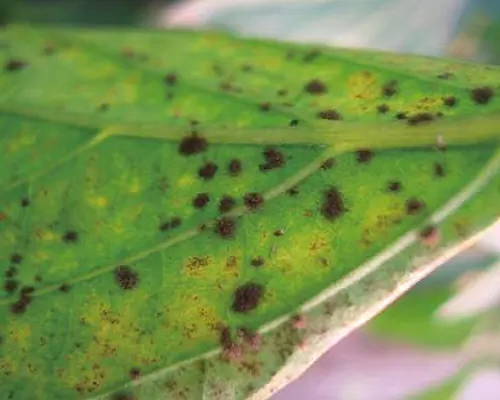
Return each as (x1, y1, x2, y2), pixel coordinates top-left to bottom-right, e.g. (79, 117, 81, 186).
(395, 112, 408, 120)
(304, 79, 327, 94)
(318, 109, 342, 120)
(260, 102, 271, 112)
(471, 86, 494, 105)
(260, 147, 286, 171)
(215, 217, 236, 239)
(406, 198, 426, 215)
(159, 217, 182, 231)
(198, 162, 218, 180)
(274, 229, 284, 237)
(228, 159, 242, 176)
(321, 187, 346, 220)
(164, 73, 177, 86)
(20, 286, 34, 296)
(356, 149, 374, 163)
(20, 198, 30, 207)
(59, 283, 71, 293)
(243, 192, 264, 211)
(251, 257, 265, 267)
(63, 231, 78, 243)
(4, 279, 18, 293)
(129, 368, 141, 380)
(4, 59, 28, 72)
(287, 186, 299, 196)
(434, 162, 445, 177)
(437, 72, 454, 80)
(111, 392, 136, 400)
(407, 112, 435, 126)
(387, 181, 402, 192)
(179, 133, 207, 156)
(419, 225, 440, 247)
(232, 282, 264, 313)
(289, 119, 299, 127)
(10, 253, 22, 264)
(219, 196, 235, 213)
(382, 80, 398, 97)
(114, 266, 139, 290)
(443, 96, 457, 107)
(170, 217, 181, 228)
(377, 104, 390, 113)
(321, 158, 335, 170)
(193, 193, 210, 209)
(5, 266, 17, 278)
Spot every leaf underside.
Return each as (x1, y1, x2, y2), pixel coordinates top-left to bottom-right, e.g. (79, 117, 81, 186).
(0, 25, 499, 400)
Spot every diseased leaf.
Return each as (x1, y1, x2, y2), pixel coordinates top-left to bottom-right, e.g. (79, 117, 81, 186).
(0, 25, 499, 400)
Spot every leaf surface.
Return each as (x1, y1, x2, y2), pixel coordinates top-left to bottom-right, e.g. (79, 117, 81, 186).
(0, 25, 499, 400)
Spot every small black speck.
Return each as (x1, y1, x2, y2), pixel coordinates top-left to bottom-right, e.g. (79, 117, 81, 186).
(228, 159, 242, 176)
(251, 257, 265, 267)
(244, 192, 264, 211)
(59, 283, 71, 293)
(318, 109, 342, 120)
(164, 73, 178, 86)
(260, 102, 271, 112)
(219, 196, 236, 213)
(4, 59, 28, 72)
(273, 229, 284, 237)
(287, 186, 299, 196)
(407, 112, 434, 126)
(388, 181, 402, 192)
(193, 193, 210, 209)
(356, 149, 374, 164)
(129, 368, 141, 380)
(443, 96, 457, 107)
(377, 104, 390, 113)
(4, 279, 18, 293)
(63, 231, 78, 243)
(406, 198, 426, 215)
(179, 133, 207, 156)
(198, 162, 218, 180)
(289, 119, 299, 127)
(382, 80, 398, 97)
(114, 266, 139, 290)
(395, 112, 408, 120)
(20, 198, 30, 207)
(215, 217, 236, 239)
(260, 148, 286, 171)
(321, 158, 335, 170)
(304, 79, 327, 94)
(11, 253, 22, 264)
(434, 162, 445, 177)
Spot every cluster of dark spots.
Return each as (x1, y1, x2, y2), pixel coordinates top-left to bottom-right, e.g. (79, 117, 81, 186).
(198, 162, 218, 180)
(395, 112, 408, 120)
(289, 119, 299, 127)
(260, 147, 286, 171)
(11, 253, 22, 264)
(214, 217, 236, 239)
(406, 197, 426, 215)
(387, 181, 402, 192)
(356, 149, 374, 164)
(442, 96, 457, 107)
(382, 80, 398, 97)
(129, 368, 141, 380)
(287, 186, 299, 196)
(318, 109, 342, 120)
(251, 256, 265, 267)
(437, 72, 454, 80)
(114, 266, 139, 290)
(193, 193, 210, 209)
(277, 89, 288, 96)
(159, 217, 182, 231)
(228, 158, 242, 176)
(4, 58, 28, 72)
(59, 283, 71, 293)
(232, 282, 264, 313)
(471, 86, 494, 105)
(321, 158, 335, 170)
(273, 229, 285, 237)
(321, 187, 346, 220)
(407, 112, 435, 126)
(179, 133, 207, 156)
(243, 192, 264, 211)
(164, 73, 178, 86)
(62, 231, 78, 243)
(377, 104, 390, 113)
(260, 102, 271, 112)
(304, 79, 327, 94)
(219, 195, 235, 213)
(4, 279, 18, 293)
(10, 286, 34, 315)
(20, 198, 30, 207)
(434, 162, 445, 177)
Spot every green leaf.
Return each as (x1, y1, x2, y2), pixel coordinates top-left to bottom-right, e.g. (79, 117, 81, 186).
(0, 25, 499, 400)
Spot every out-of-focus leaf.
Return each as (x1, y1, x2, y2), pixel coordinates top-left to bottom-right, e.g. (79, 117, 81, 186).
(0, 25, 499, 400)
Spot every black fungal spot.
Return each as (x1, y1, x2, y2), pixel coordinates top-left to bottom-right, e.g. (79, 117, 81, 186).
(321, 158, 335, 170)
(388, 181, 402, 192)
(129, 368, 141, 380)
(215, 217, 236, 239)
(260, 102, 271, 112)
(437, 72, 454, 80)
(434, 162, 445, 177)
(4, 279, 18, 293)
(382, 80, 398, 97)
(407, 112, 435, 126)
(318, 109, 343, 120)
(111, 392, 136, 400)
(443, 96, 457, 107)
(287, 186, 299, 196)
(304, 79, 327, 94)
(274, 229, 284, 237)
(193, 193, 210, 209)
(260, 147, 286, 171)
(114, 266, 139, 290)
(471, 86, 494, 105)
(59, 283, 71, 293)
(10, 253, 22, 264)
(20, 198, 30, 207)
(219, 196, 235, 213)
(377, 104, 390, 113)
(251, 257, 265, 267)
(164, 73, 178, 86)
(406, 198, 426, 215)
(232, 283, 264, 313)
(179, 133, 207, 156)
(198, 162, 218, 180)
(4, 59, 28, 72)
(395, 112, 408, 120)
(321, 187, 346, 220)
(289, 119, 299, 127)
(5, 266, 17, 278)
(62, 231, 78, 243)
(243, 192, 264, 211)
(21, 286, 35, 296)
(228, 159, 242, 176)
(10, 288, 33, 315)
(356, 149, 374, 164)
